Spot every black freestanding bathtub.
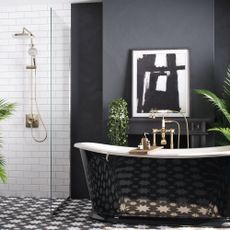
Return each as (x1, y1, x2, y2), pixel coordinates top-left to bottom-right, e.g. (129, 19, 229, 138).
(74, 142, 230, 227)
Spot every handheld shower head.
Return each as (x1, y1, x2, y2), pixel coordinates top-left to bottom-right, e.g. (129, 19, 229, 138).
(27, 45, 38, 69)
(28, 46, 38, 57)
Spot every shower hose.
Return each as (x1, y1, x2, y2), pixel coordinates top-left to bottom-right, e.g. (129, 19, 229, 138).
(30, 67, 48, 143)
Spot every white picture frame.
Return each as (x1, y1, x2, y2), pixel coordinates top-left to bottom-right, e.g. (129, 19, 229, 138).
(132, 49, 190, 117)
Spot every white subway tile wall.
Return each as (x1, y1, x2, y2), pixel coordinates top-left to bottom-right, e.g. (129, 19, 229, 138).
(0, 4, 70, 198)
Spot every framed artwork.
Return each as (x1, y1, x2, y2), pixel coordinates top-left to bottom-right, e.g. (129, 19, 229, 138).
(132, 49, 190, 117)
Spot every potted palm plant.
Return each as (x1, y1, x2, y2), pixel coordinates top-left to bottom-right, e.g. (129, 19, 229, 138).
(0, 99, 16, 183)
(195, 66, 230, 142)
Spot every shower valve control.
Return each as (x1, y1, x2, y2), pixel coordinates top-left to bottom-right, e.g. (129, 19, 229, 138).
(26, 114, 39, 128)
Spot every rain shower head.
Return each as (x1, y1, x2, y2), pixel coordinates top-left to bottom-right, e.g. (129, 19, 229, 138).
(14, 34, 32, 39)
(14, 27, 38, 70)
(13, 27, 34, 39)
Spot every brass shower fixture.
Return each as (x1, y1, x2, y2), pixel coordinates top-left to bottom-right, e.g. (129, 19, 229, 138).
(13, 27, 47, 143)
(13, 27, 34, 39)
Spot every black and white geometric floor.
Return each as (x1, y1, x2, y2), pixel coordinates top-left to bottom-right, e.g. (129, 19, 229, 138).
(0, 197, 228, 230)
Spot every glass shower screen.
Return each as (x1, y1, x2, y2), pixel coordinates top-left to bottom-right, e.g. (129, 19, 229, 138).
(50, 7, 71, 213)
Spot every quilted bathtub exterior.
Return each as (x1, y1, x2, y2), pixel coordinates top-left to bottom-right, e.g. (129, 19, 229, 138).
(82, 151, 230, 219)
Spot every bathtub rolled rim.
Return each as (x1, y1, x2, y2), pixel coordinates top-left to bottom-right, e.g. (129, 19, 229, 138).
(74, 142, 230, 159)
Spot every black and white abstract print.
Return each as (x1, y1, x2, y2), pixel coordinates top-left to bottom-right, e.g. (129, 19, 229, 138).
(132, 49, 189, 117)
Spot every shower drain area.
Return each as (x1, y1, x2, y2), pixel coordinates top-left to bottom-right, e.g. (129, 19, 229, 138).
(0, 197, 229, 230)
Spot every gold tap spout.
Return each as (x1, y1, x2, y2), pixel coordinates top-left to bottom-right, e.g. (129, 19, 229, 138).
(160, 128, 167, 145)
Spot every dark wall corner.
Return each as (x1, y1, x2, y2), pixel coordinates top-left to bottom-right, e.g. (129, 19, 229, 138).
(214, 0, 230, 95)
(71, 3, 102, 198)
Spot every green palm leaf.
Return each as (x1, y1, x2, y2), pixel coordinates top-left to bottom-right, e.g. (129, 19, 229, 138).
(223, 67, 230, 109)
(209, 127, 230, 141)
(0, 99, 16, 183)
(0, 154, 7, 183)
(195, 65, 230, 143)
(224, 68, 230, 97)
(0, 99, 16, 122)
(195, 89, 230, 124)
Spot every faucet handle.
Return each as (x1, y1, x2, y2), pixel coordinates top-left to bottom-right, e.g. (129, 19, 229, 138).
(160, 128, 167, 146)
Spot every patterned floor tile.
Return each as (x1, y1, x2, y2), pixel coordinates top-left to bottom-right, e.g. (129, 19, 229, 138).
(0, 197, 229, 230)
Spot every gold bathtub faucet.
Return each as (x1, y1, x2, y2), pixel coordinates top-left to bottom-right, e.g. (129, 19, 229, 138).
(150, 109, 178, 149)
(152, 128, 175, 149)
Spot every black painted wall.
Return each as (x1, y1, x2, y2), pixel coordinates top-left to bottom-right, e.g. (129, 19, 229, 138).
(103, 0, 215, 124)
(215, 0, 230, 95)
(71, 3, 102, 198)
